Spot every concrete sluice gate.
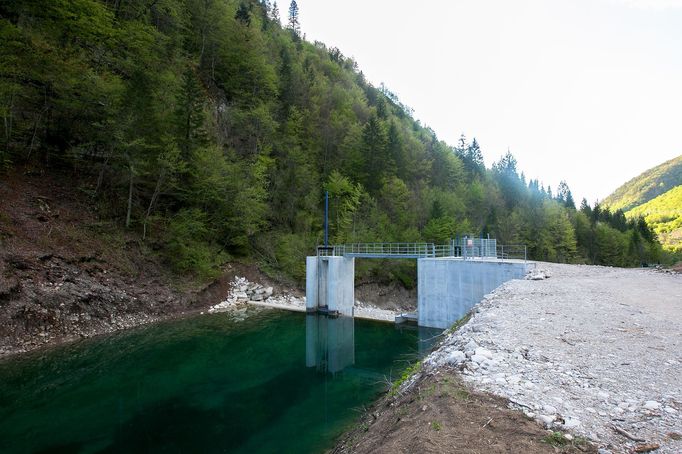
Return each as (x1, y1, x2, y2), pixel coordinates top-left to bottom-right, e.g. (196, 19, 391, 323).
(306, 256, 530, 329)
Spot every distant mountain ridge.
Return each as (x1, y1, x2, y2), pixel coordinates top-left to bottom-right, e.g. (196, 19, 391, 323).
(602, 155, 682, 212)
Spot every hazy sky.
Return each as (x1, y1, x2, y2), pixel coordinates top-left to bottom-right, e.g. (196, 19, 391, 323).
(294, 0, 682, 204)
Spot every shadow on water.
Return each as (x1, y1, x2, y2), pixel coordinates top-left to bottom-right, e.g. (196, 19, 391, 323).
(0, 310, 441, 454)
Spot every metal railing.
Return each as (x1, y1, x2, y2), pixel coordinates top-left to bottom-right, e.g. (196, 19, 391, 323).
(321, 242, 437, 258)
(496, 244, 528, 261)
(317, 242, 527, 261)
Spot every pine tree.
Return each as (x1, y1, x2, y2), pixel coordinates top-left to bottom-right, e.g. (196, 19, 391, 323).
(287, 1, 300, 36)
(468, 138, 484, 169)
(271, 1, 280, 24)
(556, 180, 575, 209)
(235, 3, 251, 26)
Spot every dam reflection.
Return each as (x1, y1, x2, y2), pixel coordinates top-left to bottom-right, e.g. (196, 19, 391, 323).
(305, 314, 442, 375)
(306, 314, 355, 374)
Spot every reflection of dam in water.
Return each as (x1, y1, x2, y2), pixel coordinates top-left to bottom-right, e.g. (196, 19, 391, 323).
(306, 314, 355, 374)
(305, 314, 441, 376)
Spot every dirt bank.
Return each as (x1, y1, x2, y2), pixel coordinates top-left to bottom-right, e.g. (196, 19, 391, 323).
(334, 368, 595, 454)
(0, 171, 292, 357)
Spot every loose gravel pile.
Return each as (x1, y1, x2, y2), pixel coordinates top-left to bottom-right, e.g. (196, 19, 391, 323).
(424, 263, 682, 453)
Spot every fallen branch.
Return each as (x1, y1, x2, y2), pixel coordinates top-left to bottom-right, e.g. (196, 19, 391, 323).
(482, 417, 493, 428)
(611, 424, 645, 442)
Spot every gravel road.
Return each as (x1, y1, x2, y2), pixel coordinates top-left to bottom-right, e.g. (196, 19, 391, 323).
(425, 263, 682, 453)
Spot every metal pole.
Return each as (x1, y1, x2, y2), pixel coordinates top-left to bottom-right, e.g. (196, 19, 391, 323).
(324, 190, 329, 248)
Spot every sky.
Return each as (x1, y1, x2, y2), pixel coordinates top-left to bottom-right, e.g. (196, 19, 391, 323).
(294, 0, 682, 205)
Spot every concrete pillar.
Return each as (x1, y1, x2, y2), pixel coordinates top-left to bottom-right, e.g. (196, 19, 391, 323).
(417, 258, 529, 329)
(305, 256, 355, 316)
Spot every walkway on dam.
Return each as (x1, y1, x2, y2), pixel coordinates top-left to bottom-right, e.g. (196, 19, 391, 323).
(318, 241, 526, 261)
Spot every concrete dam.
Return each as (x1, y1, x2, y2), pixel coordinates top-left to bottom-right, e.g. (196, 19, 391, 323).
(306, 241, 530, 329)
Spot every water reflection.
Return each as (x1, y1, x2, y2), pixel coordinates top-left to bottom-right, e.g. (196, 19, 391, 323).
(306, 314, 355, 374)
(306, 314, 443, 376)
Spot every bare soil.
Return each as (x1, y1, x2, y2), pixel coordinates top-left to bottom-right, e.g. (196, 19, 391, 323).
(355, 281, 416, 312)
(0, 170, 287, 357)
(333, 368, 596, 454)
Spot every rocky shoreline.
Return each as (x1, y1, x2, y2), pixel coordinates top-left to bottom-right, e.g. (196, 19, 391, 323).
(206, 276, 397, 322)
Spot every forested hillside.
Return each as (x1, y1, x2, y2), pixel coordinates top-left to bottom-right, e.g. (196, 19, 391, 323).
(627, 186, 682, 252)
(603, 155, 682, 212)
(0, 0, 665, 284)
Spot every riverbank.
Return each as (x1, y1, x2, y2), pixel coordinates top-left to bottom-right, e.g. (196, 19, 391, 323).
(336, 263, 682, 453)
(206, 275, 398, 322)
(0, 172, 407, 358)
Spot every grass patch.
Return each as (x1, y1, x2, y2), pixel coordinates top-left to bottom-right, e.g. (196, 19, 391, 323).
(430, 421, 442, 431)
(542, 431, 569, 447)
(390, 360, 421, 396)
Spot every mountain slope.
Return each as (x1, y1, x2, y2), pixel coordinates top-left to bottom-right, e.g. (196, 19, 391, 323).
(602, 155, 682, 211)
(0, 0, 663, 279)
(627, 185, 682, 251)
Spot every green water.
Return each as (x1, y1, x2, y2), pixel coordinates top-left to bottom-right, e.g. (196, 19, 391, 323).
(0, 309, 439, 453)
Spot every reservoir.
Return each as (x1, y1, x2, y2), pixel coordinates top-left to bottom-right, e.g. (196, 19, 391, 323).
(0, 308, 439, 453)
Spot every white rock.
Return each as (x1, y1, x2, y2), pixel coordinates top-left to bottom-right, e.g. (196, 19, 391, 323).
(664, 407, 677, 414)
(471, 354, 488, 364)
(562, 416, 581, 429)
(475, 347, 493, 359)
(464, 340, 479, 352)
(643, 400, 661, 410)
(234, 291, 249, 300)
(446, 350, 466, 365)
(536, 414, 554, 426)
(543, 405, 557, 414)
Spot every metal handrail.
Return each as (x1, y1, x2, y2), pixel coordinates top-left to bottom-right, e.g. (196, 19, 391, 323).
(317, 242, 527, 261)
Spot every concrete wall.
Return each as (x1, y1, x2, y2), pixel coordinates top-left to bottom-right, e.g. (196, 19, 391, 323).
(305, 256, 355, 316)
(417, 259, 529, 329)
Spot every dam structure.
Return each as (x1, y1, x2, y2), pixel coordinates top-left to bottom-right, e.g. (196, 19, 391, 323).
(306, 240, 530, 329)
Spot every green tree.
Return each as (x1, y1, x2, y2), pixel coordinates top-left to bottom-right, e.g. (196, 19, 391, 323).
(287, 0, 300, 36)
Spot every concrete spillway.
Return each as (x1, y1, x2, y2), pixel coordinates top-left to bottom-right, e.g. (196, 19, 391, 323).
(306, 256, 530, 329)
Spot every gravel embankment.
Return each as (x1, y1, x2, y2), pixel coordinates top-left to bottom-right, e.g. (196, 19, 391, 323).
(424, 263, 682, 453)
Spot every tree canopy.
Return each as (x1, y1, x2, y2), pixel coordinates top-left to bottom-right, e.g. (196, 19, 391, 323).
(0, 0, 664, 282)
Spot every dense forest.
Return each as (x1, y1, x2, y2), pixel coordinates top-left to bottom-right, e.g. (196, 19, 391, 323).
(0, 0, 665, 285)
